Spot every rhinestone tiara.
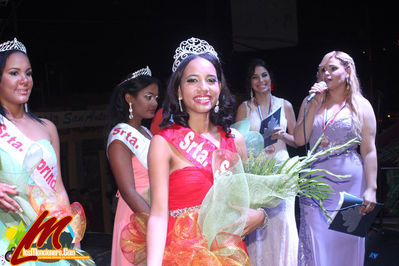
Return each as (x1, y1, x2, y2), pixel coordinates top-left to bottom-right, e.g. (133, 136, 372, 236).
(0, 38, 27, 54)
(172, 37, 219, 72)
(121, 66, 152, 84)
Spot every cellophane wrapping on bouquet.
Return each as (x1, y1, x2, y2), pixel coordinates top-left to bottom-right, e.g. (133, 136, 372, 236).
(231, 118, 358, 219)
(120, 213, 148, 265)
(0, 143, 94, 265)
(121, 207, 251, 265)
(198, 147, 299, 251)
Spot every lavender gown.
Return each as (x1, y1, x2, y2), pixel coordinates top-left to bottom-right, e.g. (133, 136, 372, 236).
(298, 112, 366, 266)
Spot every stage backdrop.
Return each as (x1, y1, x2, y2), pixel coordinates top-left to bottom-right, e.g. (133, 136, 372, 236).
(230, 0, 298, 51)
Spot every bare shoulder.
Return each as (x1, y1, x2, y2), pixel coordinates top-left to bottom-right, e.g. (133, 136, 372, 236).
(283, 98, 293, 109)
(236, 100, 250, 121)
(356, 95, 373, 108)
(151, 134, 168, 145)
(283, 99, 295, 114)
(148, 134, 174, 169)
(39, 118, 56, 129)
(230, 127, 247, 160)
(236, 100, 246, 111)
(39, 118, 58, 135)
(356, 95, 375, 117)
(238, 100, 249, 108)
(149, 134, 171, 154)
(24, 118, 57, 142)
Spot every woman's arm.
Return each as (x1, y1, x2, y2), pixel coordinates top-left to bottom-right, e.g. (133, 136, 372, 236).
(108, 141, 150, 213)
(146, 135, 171, 266)
(358, 98, 378, 214)
(294, 98, 320, 146)
(231, 128, 247, 162)
(235, 101, 248, 122)
(294, 83, 325, 146)
(242, 208, 267, 236)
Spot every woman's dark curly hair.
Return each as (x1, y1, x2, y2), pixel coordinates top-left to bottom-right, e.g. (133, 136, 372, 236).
(0, 49, 43, 124)
(245, 58, 274, 100)
(105, 74, 160, 136)
(160, 53, 235, 137)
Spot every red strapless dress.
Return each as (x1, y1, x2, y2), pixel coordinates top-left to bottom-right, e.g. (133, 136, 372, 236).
(120, 125, 250, 265)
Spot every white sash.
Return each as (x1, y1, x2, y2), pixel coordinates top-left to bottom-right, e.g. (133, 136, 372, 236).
(106, 123, 151, 169)
(0, 115, 57, 192)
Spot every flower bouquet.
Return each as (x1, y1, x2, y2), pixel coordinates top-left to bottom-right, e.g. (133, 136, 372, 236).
(243, 135, 358, 218)
(198, 119, 358, 246)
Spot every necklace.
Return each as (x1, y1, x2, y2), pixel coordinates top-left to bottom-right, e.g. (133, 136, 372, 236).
(322, 100, 346, 130)
(320, 100, 346, 147)
(254, 94, 272, 120)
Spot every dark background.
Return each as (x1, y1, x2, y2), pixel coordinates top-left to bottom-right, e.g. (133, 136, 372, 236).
(0, 0, 398, 131)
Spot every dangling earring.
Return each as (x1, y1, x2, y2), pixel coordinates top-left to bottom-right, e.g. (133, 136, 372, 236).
(24, 103, 28, 113)
(346, 76, 350, 90)
(214, 100, 219, 113)
(250, 89, 254, 99)
(128, 102, 134, 119)
(178, 97, 183, 112)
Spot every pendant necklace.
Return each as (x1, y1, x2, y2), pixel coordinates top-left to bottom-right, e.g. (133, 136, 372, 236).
(254, 94, 272, 120)
(321, 100, 346, 147)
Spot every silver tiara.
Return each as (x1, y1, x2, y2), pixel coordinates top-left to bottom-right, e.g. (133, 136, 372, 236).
(0, 38, 27, 54)
(172, 37, 218, 72)
(121, 66, 152, 84)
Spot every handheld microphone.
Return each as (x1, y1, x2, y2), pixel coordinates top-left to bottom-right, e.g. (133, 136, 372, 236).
(306, 81, 327, 102)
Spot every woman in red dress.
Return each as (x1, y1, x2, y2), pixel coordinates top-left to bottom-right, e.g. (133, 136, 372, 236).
(146, 37, 267, 265)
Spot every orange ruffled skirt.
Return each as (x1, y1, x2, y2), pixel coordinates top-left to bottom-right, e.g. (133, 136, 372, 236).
(120, 209, 250, 265)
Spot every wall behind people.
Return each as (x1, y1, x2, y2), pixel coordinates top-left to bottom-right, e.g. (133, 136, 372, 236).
(228, 43, 375, 129)
(0, 1, 396, 128)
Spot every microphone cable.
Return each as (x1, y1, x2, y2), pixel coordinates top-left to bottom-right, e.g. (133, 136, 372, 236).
(303, 98, 312, 154)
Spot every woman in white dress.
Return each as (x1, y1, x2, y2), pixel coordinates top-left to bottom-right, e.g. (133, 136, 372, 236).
(236, 58, 299, 266)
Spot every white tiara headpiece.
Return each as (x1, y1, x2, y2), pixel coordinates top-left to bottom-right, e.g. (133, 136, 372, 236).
(0, 38, 27, 54)
(172, 37, 218, 72)
(121, 66, 152, 84)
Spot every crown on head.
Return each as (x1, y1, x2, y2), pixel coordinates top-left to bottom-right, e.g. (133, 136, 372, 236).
(121, 66, 152, 84)
(172, 37, 218, 72)
(0, 38, 27, 54)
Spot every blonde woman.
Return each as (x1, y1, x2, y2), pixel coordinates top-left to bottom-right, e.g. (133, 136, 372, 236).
(294, 51, 378, 266)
